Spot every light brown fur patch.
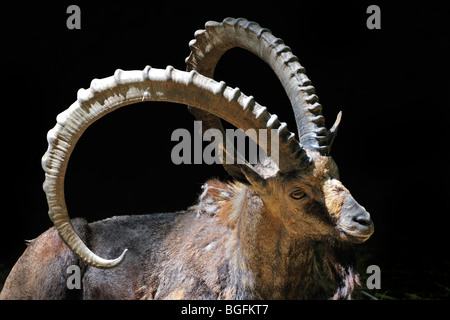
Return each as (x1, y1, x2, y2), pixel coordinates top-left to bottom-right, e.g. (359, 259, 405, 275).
(192, 178, 245, 228)
(323, 179, 349, 220)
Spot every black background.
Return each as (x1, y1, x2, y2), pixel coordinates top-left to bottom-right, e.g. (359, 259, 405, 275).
(1, 1, 449, 300)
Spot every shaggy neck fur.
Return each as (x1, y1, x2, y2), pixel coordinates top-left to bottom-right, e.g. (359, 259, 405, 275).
(196, 180, 327, 299)
(194, 179, 359, 299)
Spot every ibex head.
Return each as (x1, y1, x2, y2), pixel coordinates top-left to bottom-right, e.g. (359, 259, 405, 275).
(187, 18, 373, 244)
(239, 152, 373, 244)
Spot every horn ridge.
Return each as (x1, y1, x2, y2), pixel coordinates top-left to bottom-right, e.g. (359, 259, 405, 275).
(186, 17, 330, 155)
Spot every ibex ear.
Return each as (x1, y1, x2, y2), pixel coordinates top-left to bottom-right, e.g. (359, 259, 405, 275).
(239, 163, 266, 192)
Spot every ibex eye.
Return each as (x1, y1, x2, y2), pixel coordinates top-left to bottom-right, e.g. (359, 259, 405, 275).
(290, 189, 305, 200)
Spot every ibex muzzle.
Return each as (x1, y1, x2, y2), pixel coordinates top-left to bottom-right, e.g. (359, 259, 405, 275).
(323, 178, 374, 243)
(338, 192, 374, 243)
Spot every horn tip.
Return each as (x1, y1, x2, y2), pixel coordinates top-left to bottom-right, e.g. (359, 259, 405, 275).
(92, 248, 128, 269)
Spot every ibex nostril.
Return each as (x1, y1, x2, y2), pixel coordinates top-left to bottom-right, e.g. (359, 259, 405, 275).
(353, 214, 371, 227)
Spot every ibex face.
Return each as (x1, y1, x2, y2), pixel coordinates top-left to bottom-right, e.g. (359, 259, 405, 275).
(243, 152, 373, 243)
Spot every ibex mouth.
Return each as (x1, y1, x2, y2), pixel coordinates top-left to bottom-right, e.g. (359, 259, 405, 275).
(338, 224, 374, 243)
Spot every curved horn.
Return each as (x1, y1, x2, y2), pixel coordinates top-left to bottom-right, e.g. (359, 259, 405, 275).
(42, 66, 307, 268)
(186, 17, 340, 156)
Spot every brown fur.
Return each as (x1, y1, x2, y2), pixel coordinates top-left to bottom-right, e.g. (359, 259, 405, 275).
(1, 152, 372, 300)
(0, 219, 88, 299)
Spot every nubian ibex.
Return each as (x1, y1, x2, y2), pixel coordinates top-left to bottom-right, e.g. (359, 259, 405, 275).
(0, 18, 373, 300)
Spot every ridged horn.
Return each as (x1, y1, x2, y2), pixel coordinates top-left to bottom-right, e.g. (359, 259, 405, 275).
(42, 66, 307, 269)
(186, 17, 335, 157)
